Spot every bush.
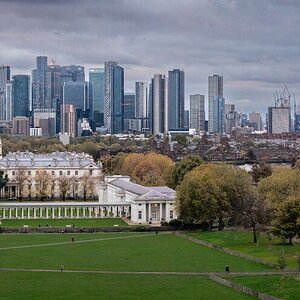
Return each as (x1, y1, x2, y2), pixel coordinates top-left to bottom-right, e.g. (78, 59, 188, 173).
(161, 221, 169, 226)
(135, 225, 148, 232)
(169, 219, 183, 227)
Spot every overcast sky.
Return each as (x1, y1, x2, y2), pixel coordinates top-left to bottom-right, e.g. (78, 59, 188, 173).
(1, 0, 300, 115)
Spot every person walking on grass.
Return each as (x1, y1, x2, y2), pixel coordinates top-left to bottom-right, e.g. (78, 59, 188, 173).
(225, 265, 230, 273)
(71, 236, 74, 242)
(60, 264, 64, 272)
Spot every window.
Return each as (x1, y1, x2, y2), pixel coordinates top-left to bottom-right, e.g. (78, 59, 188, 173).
(28, 171, 31, 176)
(67, 171, 70, 175)
(12, 171, 15, 176)
(89, 170, 93, 175)
(75, 171, 78, 176)
(52, 171, 55, 176)
(59, 171, 63, 176)
(138, 211, 142, 220)
(170, 210, 174, 220)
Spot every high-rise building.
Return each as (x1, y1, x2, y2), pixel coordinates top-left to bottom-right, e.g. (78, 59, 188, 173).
(61, 104, 76, 137)
(63, 81, 87, 111)
(32, 56, 48, 110)
(89, 68, 104, 128)
(150, 74, 168, 134)
(268, 106, 290, 133)
(208, 75, 223, 133)
(135, 82, 148, 129)
(249, 112, 263, 131)
(123, 93, 136, 132)
(104, 61, 124, 134)
(224, 104, 240, 134)
(0, 65, 10, 90)
(33, 108, 56, 136)
(12, 116, 30, 136)
(46, 65, 62, 107)
(61, 65, 85, 83)
(190, 94, 205, 132)
(12, 75, 30, 117)
(168, 69, 184, 130)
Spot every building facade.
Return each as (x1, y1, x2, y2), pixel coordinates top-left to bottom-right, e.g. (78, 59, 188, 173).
(190, 94, 205, 132)
(12, 75, 30, 117)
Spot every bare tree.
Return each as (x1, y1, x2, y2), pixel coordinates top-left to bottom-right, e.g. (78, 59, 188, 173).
(58, 176, 69, 201)
(15, 168, 27, 201)
(34, 169, 51, 201)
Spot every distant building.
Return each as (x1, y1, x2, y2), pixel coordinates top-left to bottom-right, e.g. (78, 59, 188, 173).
(190, 94, 205, 132)
(208, 75, 223, 133)
(12, 75, 30, 117)
(63, 81, 87, 111)
(104, 61, 124, 134)
(61, 104, 76, 137)
(135, 82, 148, 130)
(168, 69, 184, 130)
(61, 65, 85, 83)
(123, 93, 135, 132)
(225, 104, 240, 134)
(12, 116, 30, 136)
(46, 64, 62, 107)
(89, 68, 104, 128)
(268, 106, 290, 133)
(249, 112, 263, 131)
(33, 108, 56, 136)
(150, 74, 168, 134)
(0, 65, 10, 90)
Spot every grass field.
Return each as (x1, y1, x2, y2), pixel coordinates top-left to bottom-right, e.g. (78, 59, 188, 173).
(231, 275, 300, 300)
(188, 231, 300, 269)
(0, 218, 128, 227)
(0, 232, 275, 299)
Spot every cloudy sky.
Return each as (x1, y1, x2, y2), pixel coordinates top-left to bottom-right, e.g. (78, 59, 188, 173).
(1, 0, 300, 115)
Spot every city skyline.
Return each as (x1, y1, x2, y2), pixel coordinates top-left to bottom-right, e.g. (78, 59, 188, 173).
(1, 0, 300, 115)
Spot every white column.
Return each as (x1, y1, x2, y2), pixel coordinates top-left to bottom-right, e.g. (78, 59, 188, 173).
(46, 207, 49, 219)
(70, 207, 73, 218)
(76, 207, 79, 218)
(9, 208, 12, 219)
(52, 208, 55, 218)
(148, 204, 151, 222)
(82, 207, 86, 218)
(58, 207, 61, 218)
(99, 208, 103, 218)
(159, 203, 163, 222)
(33, 208, 37, 219)
(89, 207, 92, 218)
(21, 208, 24, 219)
(64, 207, 67, 218)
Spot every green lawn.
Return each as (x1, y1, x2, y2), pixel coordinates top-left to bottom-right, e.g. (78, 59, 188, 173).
(231, 275, 300, 300)
(0, 233, 271, 273)
(0, 218, 128, 227)
(0, 272, 255, 300)
(188, 231, 300, 269)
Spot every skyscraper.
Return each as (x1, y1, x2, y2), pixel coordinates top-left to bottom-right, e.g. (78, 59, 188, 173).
(61, 65, 85, 83)
(168, 69, 184, 130)
(268, 106, 290, 133)
(135, 82, 148, 129)
(0, 65, 10, 90)
(104, 61, 124, 134)
(249, 112, 263, 131)
(190, 94, 205, 132)
(89, 68, 104, 127)
(12, 75, 30, 117)
(208, 75, 223, 133)
(150, 74, 168, 134)
(46, 64, 62, 107)
(32, 56, 48, 110)
(123, 93, 136, 132)
(63, 81, 87, 111)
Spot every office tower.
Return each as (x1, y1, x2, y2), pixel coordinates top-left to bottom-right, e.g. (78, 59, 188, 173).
(46, 65, 62, 106)
(61, 104, 76, 137)
(208, 75, 223, 133)
(89, 68, 104, 127)
(190, 94, 205, 132)
(61, 65, 85, 83)
(225, 104, 240, 134)
(104, 61, 124, 134)
(295, 105, 300, 132)
(12, 75, 30, 117)
(168, 69, 184, 130)
(268, 106, 290, 133)
(123, 93, 136, 132)
(0, 65, 10, 90)
(249, 112, 263, 131)
(32, 56, 48, 110)
(184, 110, 189, 129)
(135, 82, 148, 129)
(12, 116, 30, 136)
(150, 74, 168, 134)
(63, 81, 87, 111)
(241, 113, 248, 126)
(33, 108, 56, 136)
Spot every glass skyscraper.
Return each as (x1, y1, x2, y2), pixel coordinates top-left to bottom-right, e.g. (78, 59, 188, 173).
(190, 94, 205, 132)
(89, 68, 104, 127)
(12, 75, 30, 117)
(168, 69, 184, 130)
(104, 61, 124, 134)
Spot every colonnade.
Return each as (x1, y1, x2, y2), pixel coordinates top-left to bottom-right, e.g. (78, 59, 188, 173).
(0, 203, 130, 219)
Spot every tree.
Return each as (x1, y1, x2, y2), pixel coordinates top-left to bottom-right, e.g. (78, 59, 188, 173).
(0, 170, 8, 196)
(169, 155, 202, 188)
(48, 175, 56, 200)
(34, 169, 51, 201)
(15, 168, 27, 201)
(58, 176, 69, 201)
(250, 162, 272, 183)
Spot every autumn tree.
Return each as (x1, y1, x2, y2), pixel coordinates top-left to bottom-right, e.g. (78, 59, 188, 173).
(34, 169, 51, 201)
(15, 168, 27, 201)
(250, 162, 272, 183)
(101, 152, 128, 175)
(58, 176, 70, 201)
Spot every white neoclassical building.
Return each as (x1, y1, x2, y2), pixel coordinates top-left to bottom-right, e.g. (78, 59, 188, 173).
(99, 176, 177, 224)
(0, 148, 102, 199)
